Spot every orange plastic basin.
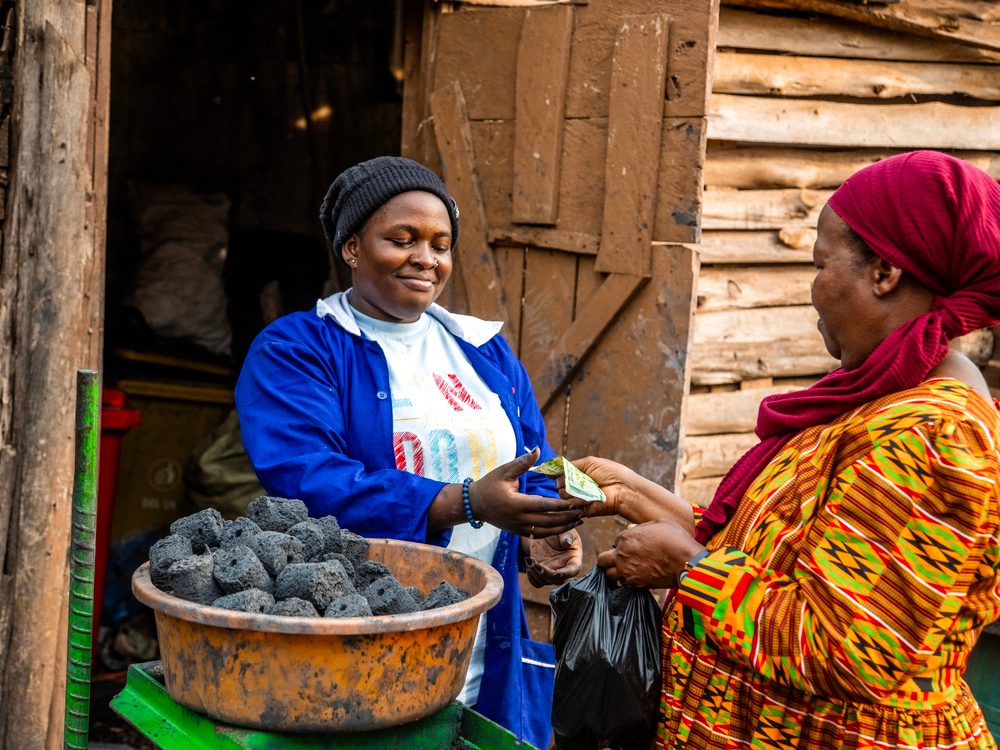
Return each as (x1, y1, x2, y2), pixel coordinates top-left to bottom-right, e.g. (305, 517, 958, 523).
(131, 538, 503, 732)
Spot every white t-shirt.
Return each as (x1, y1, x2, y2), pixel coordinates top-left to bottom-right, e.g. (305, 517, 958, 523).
(352, 307, 517, 705)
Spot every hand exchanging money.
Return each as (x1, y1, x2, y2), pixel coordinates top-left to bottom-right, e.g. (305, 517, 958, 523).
(530, 456, 606, 503)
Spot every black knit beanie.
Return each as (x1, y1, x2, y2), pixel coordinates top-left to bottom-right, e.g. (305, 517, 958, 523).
(319, 156, 460, 264)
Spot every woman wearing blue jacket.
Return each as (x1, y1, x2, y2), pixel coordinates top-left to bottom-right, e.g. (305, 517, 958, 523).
(235, 156, 584, 749)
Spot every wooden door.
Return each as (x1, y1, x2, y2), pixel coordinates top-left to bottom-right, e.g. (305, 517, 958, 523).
(402, 0, 718, 635)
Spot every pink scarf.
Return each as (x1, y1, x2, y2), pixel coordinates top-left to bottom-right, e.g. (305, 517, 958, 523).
(695, 151, 1000, 545)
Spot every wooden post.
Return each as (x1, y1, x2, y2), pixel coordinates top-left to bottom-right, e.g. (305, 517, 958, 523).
(0, 3, 110, 748)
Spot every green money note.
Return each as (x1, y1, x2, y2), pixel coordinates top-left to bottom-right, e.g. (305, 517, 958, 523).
(529, 456, 606, 503)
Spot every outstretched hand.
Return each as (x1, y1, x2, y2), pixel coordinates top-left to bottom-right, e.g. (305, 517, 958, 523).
(555, 456, 637, 518)
(470, 448, 585, 538)
(523, 530, 583, 587)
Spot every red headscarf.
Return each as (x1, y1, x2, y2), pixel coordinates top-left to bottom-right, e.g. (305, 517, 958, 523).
(695, 151, 1000, 545)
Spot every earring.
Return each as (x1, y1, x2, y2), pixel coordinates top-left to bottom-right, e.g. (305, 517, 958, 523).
(349, 259, 357, 267)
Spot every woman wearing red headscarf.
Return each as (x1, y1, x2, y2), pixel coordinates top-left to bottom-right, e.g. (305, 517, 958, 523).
(567, 151, 1000, 749)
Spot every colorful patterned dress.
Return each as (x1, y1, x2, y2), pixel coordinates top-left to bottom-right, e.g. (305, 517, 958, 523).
(664, 378, 1000, 749)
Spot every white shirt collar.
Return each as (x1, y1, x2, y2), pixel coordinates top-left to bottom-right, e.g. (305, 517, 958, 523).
(315, 290, 503, 347)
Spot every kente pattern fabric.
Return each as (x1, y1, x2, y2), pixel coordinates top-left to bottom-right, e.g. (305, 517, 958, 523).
(696, 152, 1000, 546)
(663, 379, 1000, 749)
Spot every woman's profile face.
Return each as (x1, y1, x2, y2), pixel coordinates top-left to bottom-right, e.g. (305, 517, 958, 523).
(343, 190, 453, 323)
(811, 205, 882, 371)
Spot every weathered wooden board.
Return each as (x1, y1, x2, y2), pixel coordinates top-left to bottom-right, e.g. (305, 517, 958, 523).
(685, 382, 808, 435)
(565, 244, 698, 489)
(564, 245, 698, 567)
(702, 187, 831, 230)
(714, 51, 1000, 100)
(709, 94, 1000, 150)
(683, 431, 760, 479)
(723, 0, 1000, 53)
(489, 226, 600, 254)
(495, 246, 525, 351)
(434, 0, 717, 120)
(680, 475, 723, 507)
(430, 81, 509, 323)
(696, 265, 814, 312)
(520, 248, 576, 451)
(681, 229, 816, 265)
(1, 7, 108, 747)
(717, 7, 1000, 62)
(691, 305, 839, 384)
(472, 117, 703, 245)
(704, 146, 1000, 189)
(512, 5, 574, 224)
(597, 14, 669, 275)
(536, 272, 646, 409)
(401, 0, 445, 171)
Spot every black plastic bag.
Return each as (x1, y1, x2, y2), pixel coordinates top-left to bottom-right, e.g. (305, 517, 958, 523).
(549, 565, 662, 750)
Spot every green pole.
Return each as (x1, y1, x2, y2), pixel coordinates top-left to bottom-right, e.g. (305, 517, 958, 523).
(65, 369, 99, 750)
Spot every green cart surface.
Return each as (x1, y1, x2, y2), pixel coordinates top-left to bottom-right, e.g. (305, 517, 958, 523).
(111, 662, 538, 750)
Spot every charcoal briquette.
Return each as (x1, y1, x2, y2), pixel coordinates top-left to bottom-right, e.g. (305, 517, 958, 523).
(287, 519, 326, 561)
(220, 517, 262, 549)
(268, 597, 319, 618)
(248, 531, 304, 577)
(213, 546, 273, 594)
(324, 593, 373, 618)
(212, 588, 275, 614)
(364, 575, 419, 616)
(149, 534, 193, 589)
(274, 560, 356, 610)
(169, 508, 225, 552)
(246, 496, 309, 532)
(168, 553, 222, 605)
(422, 580, 469, 610)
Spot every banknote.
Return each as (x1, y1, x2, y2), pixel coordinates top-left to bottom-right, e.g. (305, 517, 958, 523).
(529, 456, 606, 503)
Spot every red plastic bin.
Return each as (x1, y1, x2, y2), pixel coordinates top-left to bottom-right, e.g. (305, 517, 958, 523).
(97, 388, 141, 653)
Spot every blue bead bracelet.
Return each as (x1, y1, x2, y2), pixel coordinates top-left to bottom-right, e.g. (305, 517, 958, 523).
(462, 477, 484, 528)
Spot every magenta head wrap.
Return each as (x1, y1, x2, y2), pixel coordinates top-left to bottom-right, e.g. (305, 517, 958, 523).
(695, 151, 1000, 545)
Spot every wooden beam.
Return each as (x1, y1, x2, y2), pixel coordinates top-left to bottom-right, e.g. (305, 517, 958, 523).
(696, 265, 814, 312)
(717, 7, 1000, 62)
(702, 187, 832, 230)
(714, 51, 1000, 100)
(682, 431, 760, 479)
(723, 0, 1000, 53)
(691, 305, 839, 384)
(512, 5, 574, 224)
(1, 8, 106, 747)
(596, 14, 670, 275)
(704, 146, 1000, 189)
(537, 272, 646, 410)
(679, 475, 722, 507)
(678, 229, 816, 265)
(488, 226, 600, 254)
(685, 382, 807, 435)
(453, 0, 587, 5)
(430, 81, 509, 323)
(709, 94, 1000, 150)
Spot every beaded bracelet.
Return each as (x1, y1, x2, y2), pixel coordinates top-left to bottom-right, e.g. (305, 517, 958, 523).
(462, 477, 484, 528)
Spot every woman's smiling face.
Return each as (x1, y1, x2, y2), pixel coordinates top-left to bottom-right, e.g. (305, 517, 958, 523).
(342, 190, 454, 323)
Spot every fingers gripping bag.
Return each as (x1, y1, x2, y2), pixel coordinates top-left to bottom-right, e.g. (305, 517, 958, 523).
(549, 566, 662, 750)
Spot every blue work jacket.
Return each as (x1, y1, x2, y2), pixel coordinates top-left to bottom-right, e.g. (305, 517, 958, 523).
(235, 292, 557, 749)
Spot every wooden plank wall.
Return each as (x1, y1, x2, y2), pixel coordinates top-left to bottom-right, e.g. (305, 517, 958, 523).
(678, 2, 1000, 506)
(0, 1, 111, 747)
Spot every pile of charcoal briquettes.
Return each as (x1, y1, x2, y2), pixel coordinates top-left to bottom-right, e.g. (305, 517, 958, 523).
(148, 496, 469, 618)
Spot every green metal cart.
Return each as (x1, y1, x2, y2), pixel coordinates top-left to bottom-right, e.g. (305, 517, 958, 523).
(112, 661, 539, 750)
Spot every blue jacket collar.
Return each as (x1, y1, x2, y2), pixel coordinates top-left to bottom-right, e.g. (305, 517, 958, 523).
(315, 290, 503, 347)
